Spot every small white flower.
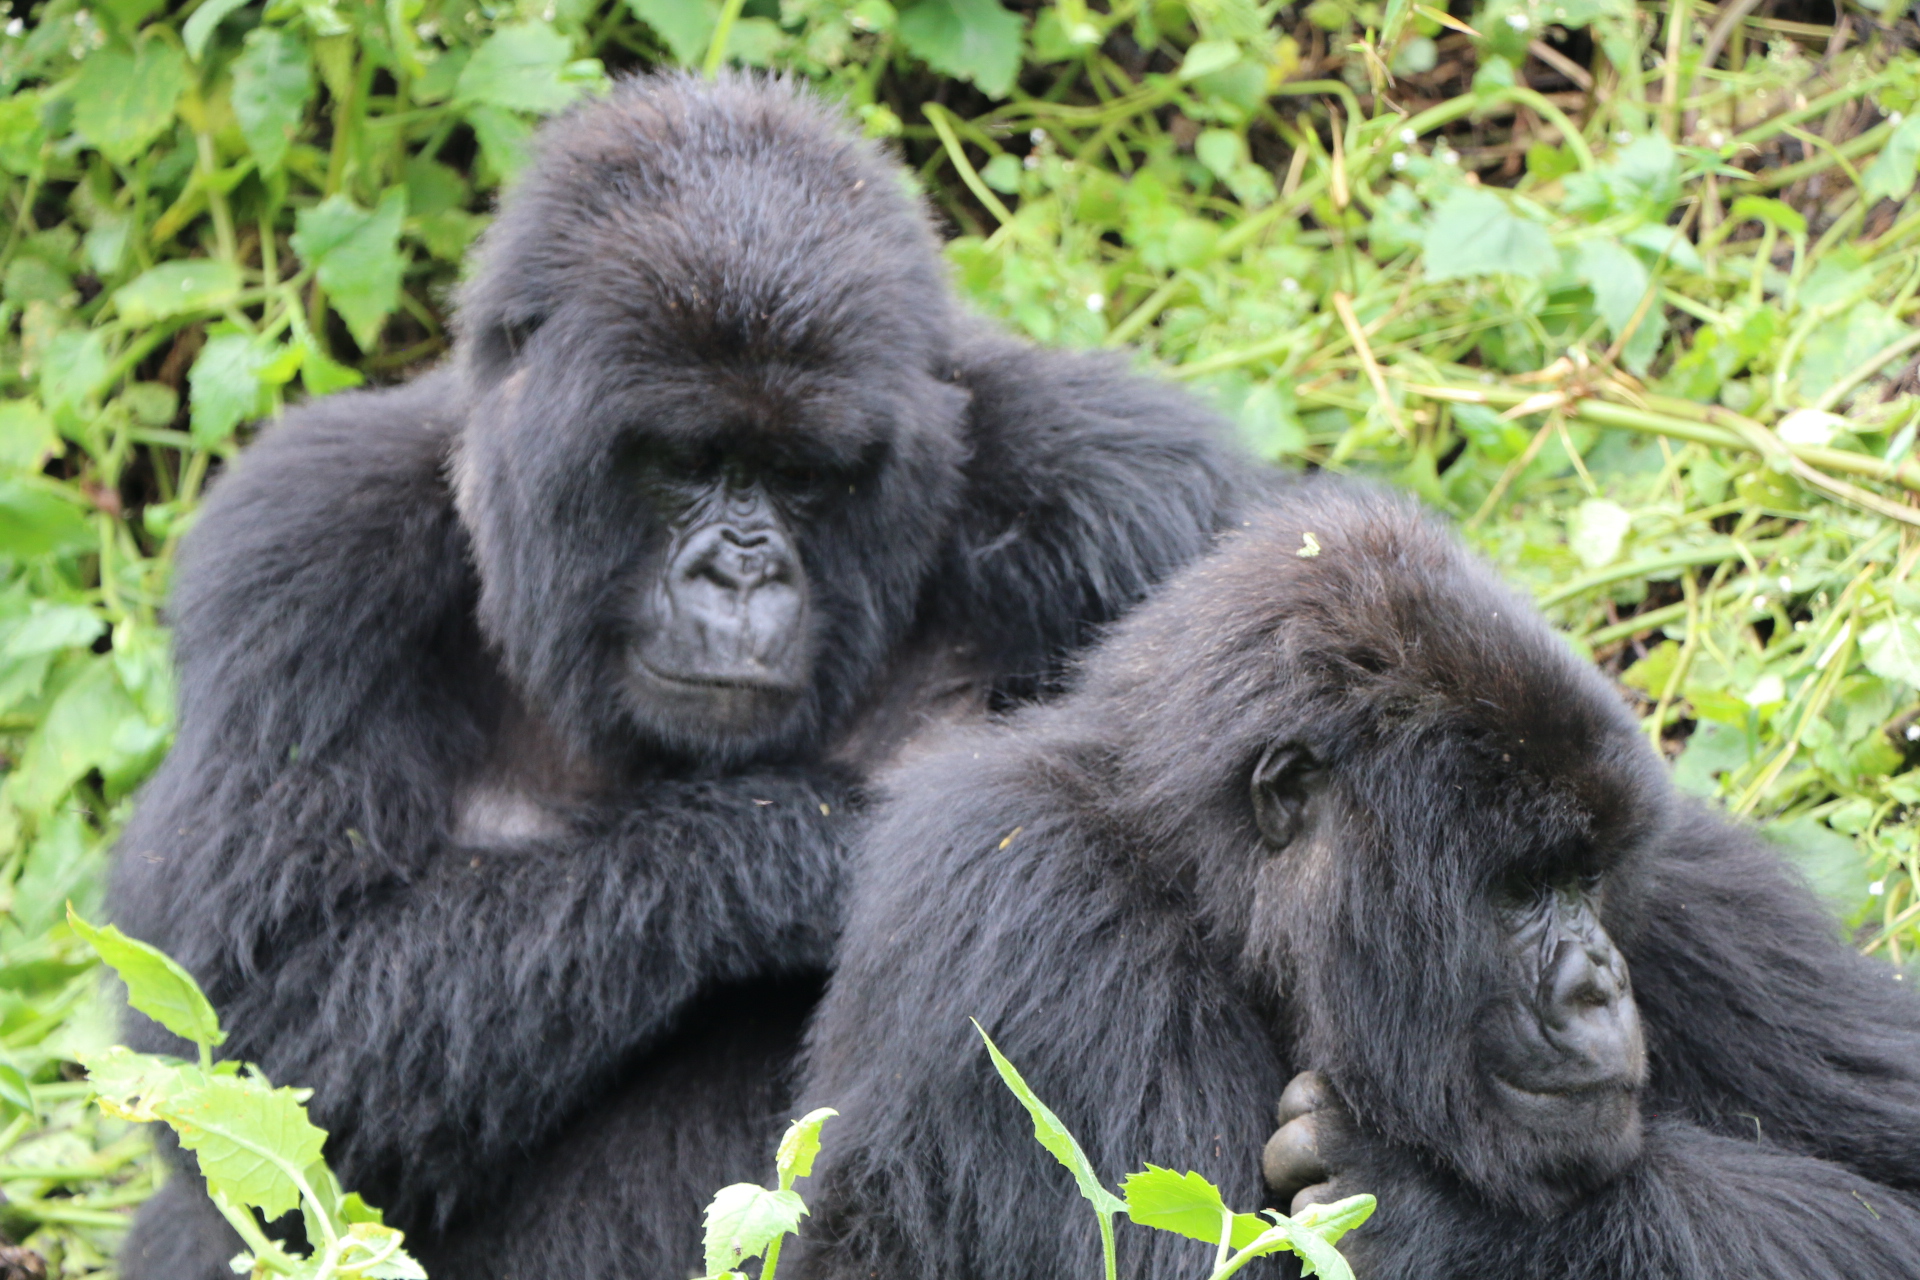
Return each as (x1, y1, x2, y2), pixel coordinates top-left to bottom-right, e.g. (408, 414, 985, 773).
(1085, 293, 1105, 312)
(1023, 154, 1039, 170)
(1753, 596, 1768, 612)
(1280, 277, 1300, 293)
(1505, 12, 1530, 29)
(1399, 127, 1418, 144)
(3, 17, 20, 34)
(1614, 129, 1633, 144)
(1439, 147, 1460, 165)
(1031, 128, 1046, 146)
(1872, 880, 1887, 895)
(1391, 152, 1408, 170)
(1907, 723, 1920, 742)
(1894, 111, 1907, 125)
(1708, 130, 1726, 147)
(1778, 575, 1793, 592)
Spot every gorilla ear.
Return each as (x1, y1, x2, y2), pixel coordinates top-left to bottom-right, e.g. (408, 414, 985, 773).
(1251, 743, 1320, 850)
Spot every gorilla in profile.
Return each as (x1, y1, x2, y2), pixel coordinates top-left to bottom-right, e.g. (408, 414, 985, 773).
(795, 480, 1920, 1280)
(107, 74, 1250, 1278)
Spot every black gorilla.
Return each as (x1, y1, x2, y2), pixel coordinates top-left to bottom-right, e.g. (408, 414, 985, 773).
(107, 73, 1249, 1279)
(794, 479, 1920, 1280)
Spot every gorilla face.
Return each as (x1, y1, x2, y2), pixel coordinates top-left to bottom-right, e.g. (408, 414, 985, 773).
(444, 75, 969, 765)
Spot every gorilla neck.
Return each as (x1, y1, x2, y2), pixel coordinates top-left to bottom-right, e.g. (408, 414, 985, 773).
(452, 682, 609, 849)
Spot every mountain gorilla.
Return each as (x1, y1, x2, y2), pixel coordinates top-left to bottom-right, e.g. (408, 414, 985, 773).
(106, 74, 1249, 1279)
(793, 480, 1920, 1280)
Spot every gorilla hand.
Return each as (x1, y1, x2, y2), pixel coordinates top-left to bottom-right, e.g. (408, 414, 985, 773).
(1263, 1071, 1365, 1216)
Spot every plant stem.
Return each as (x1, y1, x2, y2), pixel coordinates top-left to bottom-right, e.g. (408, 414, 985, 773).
(703, 0, 748, 77)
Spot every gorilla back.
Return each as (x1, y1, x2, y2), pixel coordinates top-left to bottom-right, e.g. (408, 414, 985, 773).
(107, 73, 1248, 1280)
(795, 480, 1920, 1280)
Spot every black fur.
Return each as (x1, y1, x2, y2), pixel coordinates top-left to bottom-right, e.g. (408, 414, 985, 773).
(107, 73, 1250, 1280)
(794, 479, 1920, 1280)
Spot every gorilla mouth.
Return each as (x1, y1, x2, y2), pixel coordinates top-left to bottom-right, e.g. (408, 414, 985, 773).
(631, 656, 803, 696)
(1490, 1072, 1640, 1108)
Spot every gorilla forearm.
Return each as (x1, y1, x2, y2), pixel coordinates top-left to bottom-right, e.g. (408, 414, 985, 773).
(127, 768, 850, 1226)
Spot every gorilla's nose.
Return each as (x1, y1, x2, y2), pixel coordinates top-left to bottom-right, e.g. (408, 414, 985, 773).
(690, 527, 791, 594)
(1538, 938, 1643, 1085)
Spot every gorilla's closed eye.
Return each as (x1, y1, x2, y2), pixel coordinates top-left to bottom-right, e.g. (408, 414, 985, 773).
(1251, 742, 1322, 850)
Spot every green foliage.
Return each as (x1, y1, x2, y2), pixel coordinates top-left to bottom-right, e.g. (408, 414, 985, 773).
(697, 1108, 837, 1280)
(4, 0, 1920, 1266)
(71, 910, 424, 1279)
(976, 1025, 1375, 1280)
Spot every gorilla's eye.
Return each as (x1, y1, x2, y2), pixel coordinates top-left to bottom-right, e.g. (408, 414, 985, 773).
(1250, 743, 1322, 850)
(481, 314, 548, 368)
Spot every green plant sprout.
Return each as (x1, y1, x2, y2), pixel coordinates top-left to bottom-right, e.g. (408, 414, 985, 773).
(697, 1107, 838, 1280)
(973, 1021, 1375, 1280)
(65, 906, 426, 1280)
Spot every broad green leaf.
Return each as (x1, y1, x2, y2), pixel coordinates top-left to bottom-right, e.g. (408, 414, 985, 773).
(291, 190, 408, 351)
(39, 329, 110, 412)
(1179, 39, 1242, 80)
(16, 811, 97, 934)
(232, 27, 313, 176)
(1727, 195, 1806, 238)
(0, 399, 58, 472)
(701, 1183, 807, 1276)
(775, 1107, 837, 1188)
(0, 478, 93, 559)
(4, 603, 104, 656)
(72, 41, 191, 164)
(0, 1056, 35, 1118)
(1863, 617, 1920, 687)
(69, 907, 227, 1050)
(1121, 1166, 1269, 1248)
(183, 0, 252, 59)
(467, 104, 535, 183)
(457, 22, 590, 114)
(77, 1044, 201, 1123)
(1566, 498, 1630, 570)
(167, 1072, 327, 1219)
(344, 1223, 427, 1279)
(1764, 819, 1872, 918)
(1574, 239, 1649, 342)
(627, 0, 717, 65)
(1293, 1194, 1376, 1246)
(0, 92, 47, 176)
(299, 341, 365, 396)
(1194, 129, 1245, 181)
(1422, 189, 1556, 281)
(898, 0, 1025, 99)
(1793, 300, 1906, 404)
(189, 334, 275, 447)
(113, 261, 244, 325)
(1864, 115, 1920, 205)
(973, 1021, 1125, 1217)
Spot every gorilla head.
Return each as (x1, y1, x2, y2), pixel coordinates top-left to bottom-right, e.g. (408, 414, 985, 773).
(1084, 483, 1666, 1211)
(449, 73, 969, 763)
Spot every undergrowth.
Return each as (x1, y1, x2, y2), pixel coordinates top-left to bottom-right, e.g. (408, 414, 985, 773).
(3, 0, 1920, 1270)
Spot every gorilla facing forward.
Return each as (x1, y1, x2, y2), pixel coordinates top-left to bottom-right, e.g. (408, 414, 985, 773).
(795, 480, 1920, 1280)
(108, 74, 1249, 1279)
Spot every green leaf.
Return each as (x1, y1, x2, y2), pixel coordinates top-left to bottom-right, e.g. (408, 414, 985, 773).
(77, 1044, 200, 1123)
(344, 1223, 427, 1279)
(0, 478, 93, 559)
(1121, 1166, 1269, 1248)
(1864, 115, 1920, 205)
(1421, 189, 1556, 281)
(232, 27, 313, 176)
(1194, 129, 1245, 182)
(1794, 300, 1906, 404)
(1178, 39, 1242, 80)
(1863, 617, 1920, 687)
(898, 0, 1025, 99)
(973, 1021, 1125, 1217)
(701, 1184, 807, 1276)
(1574, 239, 1650, 342)
(0, 1056, 36, 1119)
(627, 0, 717, 65)
(183, 0, 253, 60)
(1292, 1194, 1376, 1246)
(0, 399, 59, 472)
(167, 1072, 327, 1219)
(69, 907, 228, 1050)
(5, 603, 104, 657)
(0, 92, 48, 176)
(466, 104, 535, 183)
(72, 41, 191, 164)
(1727, 194, 1806, 238)
(39, 329, 110, 413)
(456, 21, 589, 114)
(188, 334, 274, 447)
(113, 261, 244, 325)
(1762, 819, 1872, 919)
(775, 1107, 837, 1188)
(1566, 497, 1631, 570)
(291, 190, 408, 351)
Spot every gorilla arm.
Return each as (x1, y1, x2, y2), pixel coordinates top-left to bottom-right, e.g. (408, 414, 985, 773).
(940, 328, 1250, 698)
(108, 380, 852, 1228)
(793, 759, 1290, 1280)
(1624, 798, 1920, 1190)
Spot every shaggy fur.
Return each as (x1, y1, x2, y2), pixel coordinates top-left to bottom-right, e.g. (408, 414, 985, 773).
(793, 479, 1920, 1280)
(107, 73, 1251, 1280)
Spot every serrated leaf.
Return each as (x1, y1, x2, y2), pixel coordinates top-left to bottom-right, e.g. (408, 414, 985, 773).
(183, 0, 252, 59)
(1863, 618, 1920, 687)
(702, 1184, 806, 1276)
(113, 261, 244, 325)
(898, 0, 1025, 99)
(466, 104, 535, 183)
(166, 1072, 327, 1220)
(626, 0, 716, 64)
(72, 41, 191, 164)
(292, 191, 408, 350)
(4, 604, 103, 657)
(189, 334, 275, 447)
(69, 907, 227, 1050)
(232, 27, 313, 176)
(1121, 1166, 1269, 1248)
(39, 329, 110, 412)
(1422, 189, 1556, 281)
(973, 1021, 1125, 1217)
(775, 1107, 837, 1188)
(1293, 1194, 1376, 1244)
(456, 21, 587, 114)
(77, 1044, 201, 1123)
